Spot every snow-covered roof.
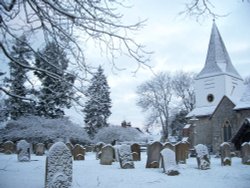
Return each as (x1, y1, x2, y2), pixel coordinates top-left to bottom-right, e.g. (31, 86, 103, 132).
(234, 84, 250, 110)
(196, 21, 242, 80)
(183, 124, 191, 129)
(186, 106, 216, 118)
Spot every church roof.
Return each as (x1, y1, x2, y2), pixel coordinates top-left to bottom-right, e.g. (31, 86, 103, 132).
(234, 84, 250, 110)
(186, 106, 216, 118)
(196, 21, 243, 80)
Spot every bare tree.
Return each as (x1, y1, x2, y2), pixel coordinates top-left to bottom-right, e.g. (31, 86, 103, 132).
(172, 71, 195, 112)
(136, 72, 173, 141)
(0, 0, 150, 99)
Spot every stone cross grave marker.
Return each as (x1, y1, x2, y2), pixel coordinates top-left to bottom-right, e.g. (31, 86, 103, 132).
(45, 142, 72, 188)
(17, 140, 30, 162)
(160, 148, 179, 176)
(146, 141, 163, 168)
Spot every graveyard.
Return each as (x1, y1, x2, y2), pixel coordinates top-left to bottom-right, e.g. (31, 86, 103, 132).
(1, 141, 250, 188)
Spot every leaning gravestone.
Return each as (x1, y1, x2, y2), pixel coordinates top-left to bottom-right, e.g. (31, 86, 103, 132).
(160, 148, 179, 176)
(100, 145, 114, 165)
(241, 142, 250, 165)
(131, 143, 141, 161)
(195, 144, 210, 170)
(175, 142, 189, 164)
(146, 141, 163, 168)
(73, 144, 85, 160)
(35, 143, 45, 156)
(45, 142, 72, 188)
(220, 142, 231, 166)
(3, 140, 15, 154)
(17, 140, 31, 162)
(118, 144, 134, 169)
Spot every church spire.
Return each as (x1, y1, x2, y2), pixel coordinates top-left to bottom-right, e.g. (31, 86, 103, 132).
(196, 21, 242, 80)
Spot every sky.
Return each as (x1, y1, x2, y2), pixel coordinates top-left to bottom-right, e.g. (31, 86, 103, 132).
(65, 0, 250, 128)
(1, 0, 250, 129)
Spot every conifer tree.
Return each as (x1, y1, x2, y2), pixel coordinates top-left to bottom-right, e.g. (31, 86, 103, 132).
(83, 66, 112, 138)
(35, 42, 75, 118)
(5, 35, 33, 120)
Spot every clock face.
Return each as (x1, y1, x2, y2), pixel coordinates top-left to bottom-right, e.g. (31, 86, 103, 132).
(207, 94, 214, 102)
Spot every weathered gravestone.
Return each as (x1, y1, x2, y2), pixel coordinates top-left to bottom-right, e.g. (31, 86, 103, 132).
(146, 141, 163, 168)
(160, 148, 179, 176)
(175, 142, 189, 164)
(3, 140, 15, 154)
(195, 144, 210, 170)
(131, 143, 141, 161)
(35, 143, 45, 156)
(100, 145, 114, 165)
(73, 144, 85, 160)
(241, 142, 250, 165)
(163, 142, 175, 152)
(45, 142, 72, 188)
(118, 144, 134, 169)
(113, 145, 120, 162)
(220, 142, 231, 166)
(95, 142, 105, 159)
(17, 140, 31, 162)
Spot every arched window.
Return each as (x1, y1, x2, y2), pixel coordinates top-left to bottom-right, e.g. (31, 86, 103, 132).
(223, 120, 232, 142)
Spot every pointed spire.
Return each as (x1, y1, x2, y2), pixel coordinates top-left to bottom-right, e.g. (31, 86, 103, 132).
(196, 21, 242, 80)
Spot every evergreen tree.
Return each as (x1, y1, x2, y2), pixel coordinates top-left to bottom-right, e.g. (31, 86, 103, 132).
(35, 42, 75, 118)
(5, 35, 33, 120)
(83, 66, 112, 138)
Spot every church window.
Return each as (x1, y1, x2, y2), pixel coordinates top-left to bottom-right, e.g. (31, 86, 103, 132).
(207, 94, 214, 102)
(223, 121, 232, 142)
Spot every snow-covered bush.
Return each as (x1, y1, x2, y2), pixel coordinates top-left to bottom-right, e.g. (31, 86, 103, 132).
(0, 116, 91, 144)
(94, 126, 146, 144)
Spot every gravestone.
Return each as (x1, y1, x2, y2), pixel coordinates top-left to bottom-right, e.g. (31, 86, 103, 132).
(35, 143, 45, 156)
(163, 142, 175, 152)
(118, 144, 134, 169)
(131, 143, 141, 161)
(73, 144, 85, 160)
(195, 144, 210, 170)
(146, 141, 163, 168)
(100, 145, 114, 165)
(3, 140, 15, 154)
(220, 142, 231, 166)
(113, 145, 120, 162)
(17, 140, 31, 162)
(175, 142, 189, 164)
(95, 142, 105, 159)
(45, 142, 72, 188)
(241, 142, 250, 165)
(160, 148, 179, 176)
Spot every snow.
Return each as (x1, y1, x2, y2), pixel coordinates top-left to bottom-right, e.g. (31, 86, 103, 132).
(1, 152, 250, 188)
(186, 106, 216, 118)
(234, 84, 250, 110)
(195, 144, 209, 158)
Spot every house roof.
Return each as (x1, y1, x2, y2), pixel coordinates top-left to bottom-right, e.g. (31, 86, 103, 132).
(196, 21, 242, 80)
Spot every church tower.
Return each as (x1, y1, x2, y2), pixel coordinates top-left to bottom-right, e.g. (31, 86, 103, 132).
(194, 21, 244, 110)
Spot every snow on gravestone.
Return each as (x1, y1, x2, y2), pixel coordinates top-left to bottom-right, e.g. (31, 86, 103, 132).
(220, 142, 231, 166)
(241, 142, 250, 165)
(160, 148, 179, 176)
(17, 140, 31, 162)
(100, 144, 114, 165)
(45, 142, 72, 188)
(118, 144, 134, 169)
(146, 141, 163, 168)
(95, 142, 105, 160)
(194, 144, 210, 170)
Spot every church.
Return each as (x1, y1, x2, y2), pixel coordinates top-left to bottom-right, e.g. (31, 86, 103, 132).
(186, 21, 250, 153)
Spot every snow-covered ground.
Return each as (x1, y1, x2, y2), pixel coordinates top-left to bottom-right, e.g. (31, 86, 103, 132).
(0, 151, 250, 188)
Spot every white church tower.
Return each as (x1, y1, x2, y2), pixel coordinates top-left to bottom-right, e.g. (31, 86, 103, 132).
(194, 21, 244, 112)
